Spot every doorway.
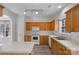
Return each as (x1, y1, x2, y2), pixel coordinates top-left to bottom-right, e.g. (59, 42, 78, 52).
(0, 15, 12, 44)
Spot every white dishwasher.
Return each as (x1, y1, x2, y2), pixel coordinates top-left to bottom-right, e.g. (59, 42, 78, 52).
(48, 36, 51, 48)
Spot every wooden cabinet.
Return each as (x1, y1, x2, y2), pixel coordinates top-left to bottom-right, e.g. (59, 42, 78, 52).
(24, 35, 32, 42)
(50, 20, 59, 31)
(51, 38, 71, 55)
(25, 22, 50, 31)
(66, 10, 72, 32)
(50, 20, 55, 30)
(66, 4, 79, 32)
(0, 5, 4, 16)
(72, 5, 79, 32)
(40, 23, 45, 30)
(46, 23, 50, 30)
(40, 35, 48, 45)
(40, 23, 50, 30)
(25, 23, 32, 30)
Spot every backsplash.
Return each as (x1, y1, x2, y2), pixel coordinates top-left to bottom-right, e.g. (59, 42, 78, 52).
(25, 31, 54, 35)
(68, 32, 79, 40)
(54, 31, 79, 40)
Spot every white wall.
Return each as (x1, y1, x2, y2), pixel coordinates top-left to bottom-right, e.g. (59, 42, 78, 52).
(3, 8, 25, 42)
(24, 16, 51, 22)
(56, 4, 76, 20)
(17, 15, 24, 42)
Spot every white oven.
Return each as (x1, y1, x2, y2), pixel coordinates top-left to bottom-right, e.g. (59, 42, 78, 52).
(32, 34, 39, 44)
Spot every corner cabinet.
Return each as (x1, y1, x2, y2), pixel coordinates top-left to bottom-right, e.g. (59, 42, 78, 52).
(50, 20, 59, 31)
(50, 20, 55, 30)
(66, 4, 79, 32)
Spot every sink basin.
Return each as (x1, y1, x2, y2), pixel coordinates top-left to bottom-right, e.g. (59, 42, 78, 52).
(55, 37, 65, 40)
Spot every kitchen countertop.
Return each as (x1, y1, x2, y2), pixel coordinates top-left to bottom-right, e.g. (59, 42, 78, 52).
(0, 42, 34, 54)
(49, 35, 79, 51)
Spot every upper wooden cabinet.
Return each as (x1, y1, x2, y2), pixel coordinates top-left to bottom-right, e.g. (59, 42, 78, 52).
(25, 22, 50, 31)
(66, 10, 72, 32)
(0, 5, 4, 16)
(45, 23, 50, 30)
(25, 22, 32, 30)
(72, 5, 79, 32)
(66, 4, 79, 32)
(50, 20, 55, 30)
(50, 20, 59, 31)
(40, 23, 50, 30)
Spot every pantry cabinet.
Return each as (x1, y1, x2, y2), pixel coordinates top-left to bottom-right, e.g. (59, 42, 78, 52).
(66, 4, 79, 32)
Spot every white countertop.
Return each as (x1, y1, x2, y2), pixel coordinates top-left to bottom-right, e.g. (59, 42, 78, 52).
(49, 35, 58, 37)
(49, 35, 79, 51)
(0, 42, 34, 53)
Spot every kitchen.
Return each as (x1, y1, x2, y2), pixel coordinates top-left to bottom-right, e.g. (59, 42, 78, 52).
(0, 3, 79, 55)
(24, 3, 79, 55)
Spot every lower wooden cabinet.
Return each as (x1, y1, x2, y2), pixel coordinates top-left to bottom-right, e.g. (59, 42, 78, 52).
(40, 35, 48, 45)
(24, 35, 32, 42)
(51, 38, 71, 55)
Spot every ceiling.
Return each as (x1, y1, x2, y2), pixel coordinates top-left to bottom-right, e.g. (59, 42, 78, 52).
(2, 3, 75, 18)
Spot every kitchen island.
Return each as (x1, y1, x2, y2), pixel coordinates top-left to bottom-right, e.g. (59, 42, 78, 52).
(0, 42, 34, 55)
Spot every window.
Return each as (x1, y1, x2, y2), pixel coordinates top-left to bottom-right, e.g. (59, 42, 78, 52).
(61, 18, 66, 32)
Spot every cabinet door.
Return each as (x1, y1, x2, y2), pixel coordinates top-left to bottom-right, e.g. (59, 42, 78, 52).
(40, 36, 48, 45)
(24, 35, 32, 42)
(45, 23, 50, 30)
(66, 10, 72, 32)
(72, 5, 79, 32)
(50, 20, 55, 30)
(51, 38, 71, 55)
(26, 23, 32, 30)
(0, 5, 4, 16)
(50, 21, 53, 30)
(26, 23, 29, 30)
(40, 23, 45, 30)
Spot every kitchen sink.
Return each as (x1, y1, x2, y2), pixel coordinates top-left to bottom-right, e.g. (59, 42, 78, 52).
(55, 37, 65, 40)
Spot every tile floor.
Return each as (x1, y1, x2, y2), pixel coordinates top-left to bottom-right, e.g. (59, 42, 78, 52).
(32, 44, 52, 55)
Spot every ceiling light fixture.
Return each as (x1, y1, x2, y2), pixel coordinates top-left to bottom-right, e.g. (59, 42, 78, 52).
(35, 12, 38, 14)
(58, 5, 62, 8)
(24, 12, 26, 15)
